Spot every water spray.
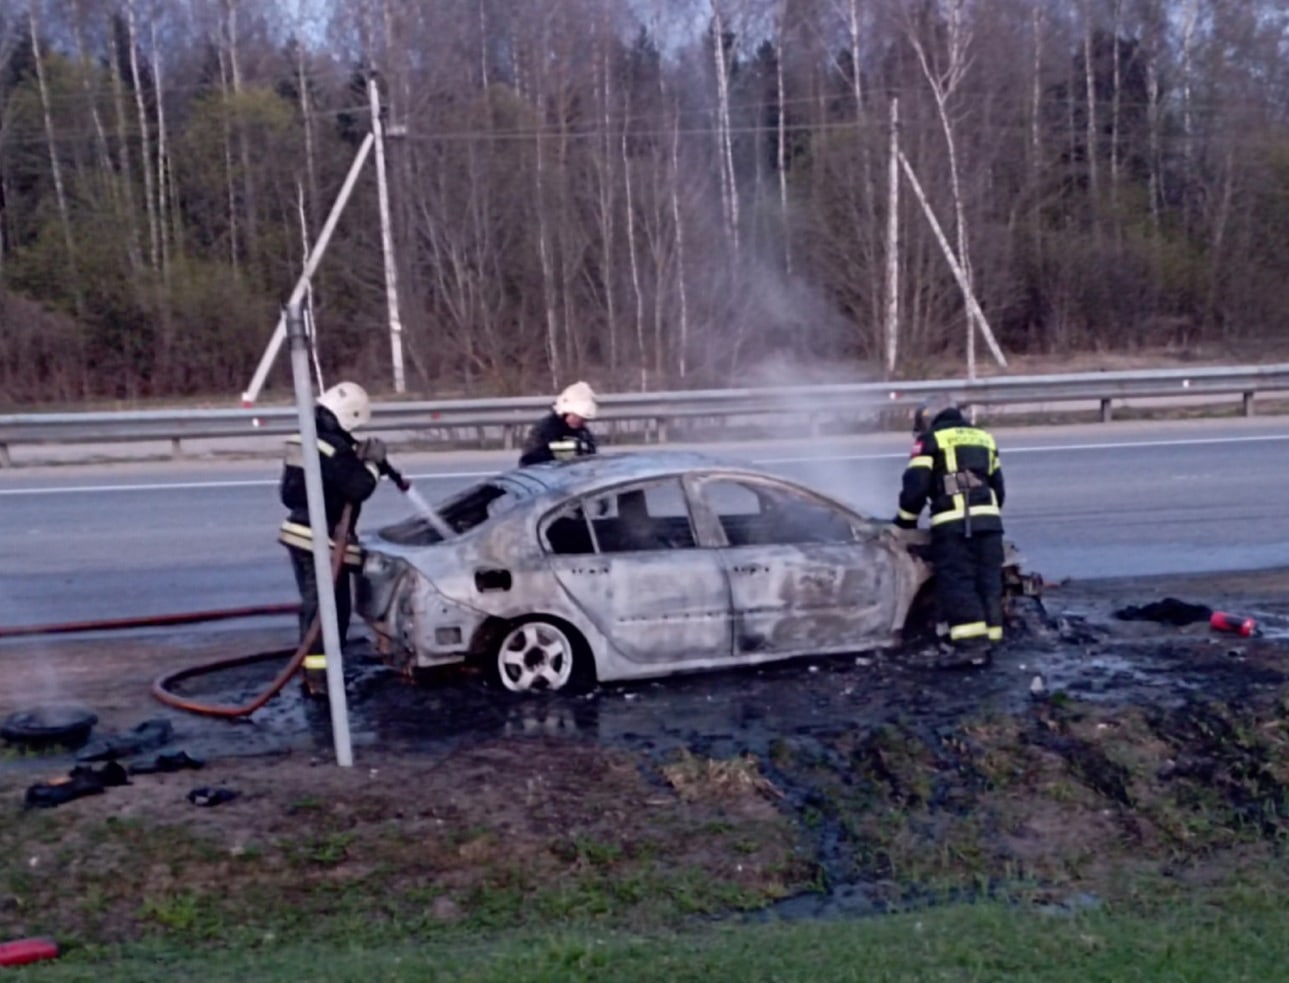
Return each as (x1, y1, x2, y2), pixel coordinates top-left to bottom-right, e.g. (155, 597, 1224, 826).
(402, 485, 454, 540)
(379, 459, 454, 540)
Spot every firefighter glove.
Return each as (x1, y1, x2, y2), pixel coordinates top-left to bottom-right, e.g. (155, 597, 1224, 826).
(358, 436, 388, 466)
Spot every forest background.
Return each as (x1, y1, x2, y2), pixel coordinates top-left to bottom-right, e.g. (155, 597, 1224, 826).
(0, 0, 1286, 407)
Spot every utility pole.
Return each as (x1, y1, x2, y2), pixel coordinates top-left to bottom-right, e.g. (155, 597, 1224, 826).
(884, 97, 901, 379)
(369, 74, 406, 395)
(287, 300, 354, 768)
(897, 149, 1008, 373)
(242, 133, 375, 406)
(241, 83, 411, 407)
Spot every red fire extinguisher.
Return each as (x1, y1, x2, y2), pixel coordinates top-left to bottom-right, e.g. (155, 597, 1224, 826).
(0, 937, 59, 967)
(1210, 611, 1257, 637)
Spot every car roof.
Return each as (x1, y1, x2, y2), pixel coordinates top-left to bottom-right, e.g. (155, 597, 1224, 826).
(500, 450, 775, 498)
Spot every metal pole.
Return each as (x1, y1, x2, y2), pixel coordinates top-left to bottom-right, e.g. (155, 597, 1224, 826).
(369, 75, 406, 395)
(286, 301, 354, 767)
(896, 150, 1008, 370)
(241, 133, 376, 407)
(883, 97, 900, 379)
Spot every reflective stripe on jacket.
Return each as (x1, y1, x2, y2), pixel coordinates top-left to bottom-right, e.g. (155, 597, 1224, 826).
(279, 406, 379, 539)
(277, 519, 365, 566)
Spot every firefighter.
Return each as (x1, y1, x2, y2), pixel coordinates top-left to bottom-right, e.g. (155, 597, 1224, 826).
(894, 394, 1006, 667)
(519, 381, 599, 466)
(278, 381, 400, 693)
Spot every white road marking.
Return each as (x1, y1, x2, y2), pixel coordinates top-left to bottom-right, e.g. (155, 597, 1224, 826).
(0, 432, 1284, 496)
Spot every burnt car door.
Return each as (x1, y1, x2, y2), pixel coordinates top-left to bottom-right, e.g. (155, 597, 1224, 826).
(688, 476, 902, 658)
(541, 477, 733, 665)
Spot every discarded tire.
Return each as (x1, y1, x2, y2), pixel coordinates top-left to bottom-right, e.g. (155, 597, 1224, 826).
(1, 705, 98, 751)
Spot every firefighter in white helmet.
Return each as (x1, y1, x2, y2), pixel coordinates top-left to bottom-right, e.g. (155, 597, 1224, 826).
(277, 381, 403, 694)
(519, 381, 599, 466)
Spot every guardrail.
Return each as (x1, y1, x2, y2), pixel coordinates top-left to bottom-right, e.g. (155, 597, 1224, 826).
(2, 363, 1287, 466)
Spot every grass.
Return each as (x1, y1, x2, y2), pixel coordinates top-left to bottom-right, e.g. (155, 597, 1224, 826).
(7, 688, 1289, 979)
(9, 888, 1289, 982)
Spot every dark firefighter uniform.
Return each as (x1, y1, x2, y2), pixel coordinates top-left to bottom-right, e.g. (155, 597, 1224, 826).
(895, 406, 1006, 652)
(277, 406, 379, 648)
(519, 411, 597, 466)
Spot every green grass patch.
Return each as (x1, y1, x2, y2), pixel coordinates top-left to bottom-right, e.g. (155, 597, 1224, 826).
(10, 890, 1289, 982)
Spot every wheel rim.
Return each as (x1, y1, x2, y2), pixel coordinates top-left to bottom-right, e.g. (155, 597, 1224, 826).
(497, 622, 575, 692)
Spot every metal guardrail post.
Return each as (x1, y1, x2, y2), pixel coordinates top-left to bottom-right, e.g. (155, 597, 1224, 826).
(1243, 391, 1254, 417)
(0, 443, 9, 468)
(1100, 398, 1113, 423)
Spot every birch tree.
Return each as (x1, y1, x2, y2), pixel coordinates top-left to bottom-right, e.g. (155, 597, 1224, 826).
(28, 1, 82, 312)
(901, 0, 1005, 375)
(125, 0, 159, 269)
(710, 1, 740, 252)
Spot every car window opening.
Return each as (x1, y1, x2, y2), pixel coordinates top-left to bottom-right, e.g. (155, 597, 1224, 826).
(543, 479, 698, 555)
(591, 483, 697, 553)
(378, 483, 521, 546)
(545, 508, 596, 555)
(707, 480, 855, 547)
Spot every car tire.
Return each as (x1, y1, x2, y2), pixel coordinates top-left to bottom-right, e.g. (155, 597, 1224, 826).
(490, 618, 592, 694)
(2, 705, 98, 751)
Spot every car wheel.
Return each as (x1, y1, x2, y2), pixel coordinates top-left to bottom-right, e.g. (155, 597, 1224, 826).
(2, 705, 98, 751)
(493, 619, 585, 693)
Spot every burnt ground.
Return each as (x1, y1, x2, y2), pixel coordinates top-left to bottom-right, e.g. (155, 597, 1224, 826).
(3, 567, 1289, 942)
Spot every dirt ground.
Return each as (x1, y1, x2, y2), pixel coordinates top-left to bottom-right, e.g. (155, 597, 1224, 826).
(3, 566, 1289, 939)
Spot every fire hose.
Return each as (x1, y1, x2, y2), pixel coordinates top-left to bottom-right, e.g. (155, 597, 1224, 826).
(146, 456, 415, 717)
(149, 504, 356, 718)
(2, 455, 426, 717)
(0, 604, 299, 640)
(152, 458, 421, 717)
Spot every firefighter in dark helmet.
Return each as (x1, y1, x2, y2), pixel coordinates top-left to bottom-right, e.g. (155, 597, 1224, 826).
(895, 395, 1006, 667)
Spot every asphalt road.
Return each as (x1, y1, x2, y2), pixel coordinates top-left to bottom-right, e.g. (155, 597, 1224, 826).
(2, 416, 1286, 630)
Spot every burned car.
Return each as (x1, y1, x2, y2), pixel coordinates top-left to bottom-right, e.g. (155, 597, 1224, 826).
(356, 451, 1031, 692)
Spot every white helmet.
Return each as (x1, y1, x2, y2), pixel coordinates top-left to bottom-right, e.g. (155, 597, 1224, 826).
(318, 381, 371, 431)
(553, 381, 597, 420)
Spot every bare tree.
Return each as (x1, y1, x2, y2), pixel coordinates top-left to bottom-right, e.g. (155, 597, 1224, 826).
(622, 122, 647, 390)
(0, 14, 17, 283)
(774, 0, 791, 273)
(222, 0, 258, 272)
(291, 3, 320, 234)
(670, 96, 692, 379)
(901, 0, 1004, 376)
(28, 1, 82, 313)
(66, 0, 117, 211)
(1141, 0, 1163, 234)
(1081, 0, 1099, 228)
(125, 0, 159, 269)
(149, 13, 173, 280)
(1177, 0, 1200, 226)
(884, 97, 900, 377)
(710, 0, 740, 252)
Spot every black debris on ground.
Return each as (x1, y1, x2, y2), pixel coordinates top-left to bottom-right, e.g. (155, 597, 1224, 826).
(1113, 597, 1212, 626)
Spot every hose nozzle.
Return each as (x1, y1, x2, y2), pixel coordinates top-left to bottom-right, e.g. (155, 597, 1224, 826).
(379, 459, 410, 492)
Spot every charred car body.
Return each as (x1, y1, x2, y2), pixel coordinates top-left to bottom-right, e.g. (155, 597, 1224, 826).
(356, 452, 1034, 692)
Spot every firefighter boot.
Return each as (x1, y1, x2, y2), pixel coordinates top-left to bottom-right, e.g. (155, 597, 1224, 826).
(302, 654, 328, 699)
(960, 638, 993, 668)
(935, 638, 993, 670)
